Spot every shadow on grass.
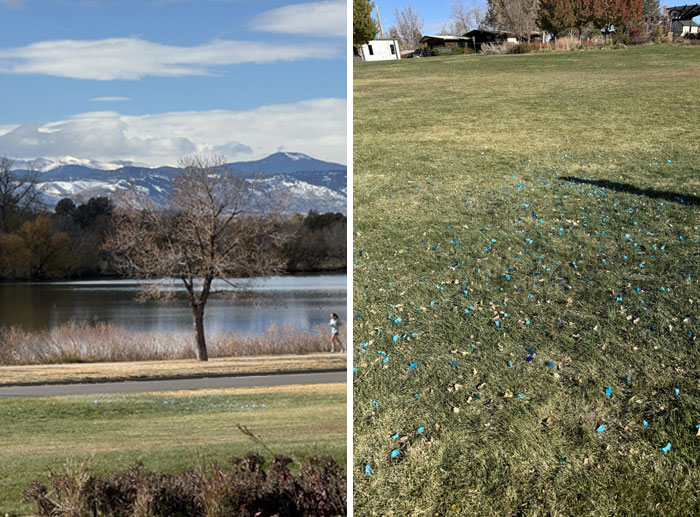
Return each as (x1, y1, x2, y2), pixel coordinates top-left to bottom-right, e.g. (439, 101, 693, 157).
(559, 177, 700, 207)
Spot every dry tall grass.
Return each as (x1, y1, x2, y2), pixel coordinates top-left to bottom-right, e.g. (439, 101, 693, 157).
(0, 321, 340, 365)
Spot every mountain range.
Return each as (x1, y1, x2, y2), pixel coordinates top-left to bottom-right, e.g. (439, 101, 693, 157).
(12, 152, 347, 215)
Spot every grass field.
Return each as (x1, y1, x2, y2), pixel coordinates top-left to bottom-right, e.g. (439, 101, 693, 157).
(353, 45, 700, 516)
(0, 383, 346, 515)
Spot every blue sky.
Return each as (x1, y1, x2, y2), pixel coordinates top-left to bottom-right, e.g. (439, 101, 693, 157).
(0, 0, 347, 166)
(372, 0, 486, 36)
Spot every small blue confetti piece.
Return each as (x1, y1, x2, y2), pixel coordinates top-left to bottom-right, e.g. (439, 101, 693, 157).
(391, 433, 399, 439)
(660, 443, 671, 453)
(605, 386, 612, 397)
(390, 449, 400, 458)
(517, 394, 524, 399)
(417, 427, 424, 434)
(414, 393, 419, 399)
(675, 388, 680, 396)
(451, 361, 458, 367)
(410, 362, 417, 369)
(382, 357, 389, 364)
(643, 420, 649, 427)
(372, 400, 378, 407)
(365, 465, 371, 475)
(596, 424, 606, 433)
(393, 335, 398, 342)
(546, 362, 554, 367)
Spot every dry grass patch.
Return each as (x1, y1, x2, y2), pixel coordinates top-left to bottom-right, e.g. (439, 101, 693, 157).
(0, 354, 346, 385)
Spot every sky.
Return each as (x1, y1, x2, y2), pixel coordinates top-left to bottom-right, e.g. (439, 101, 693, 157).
(0, 0, 347, 167)
(372, 0, 486, 36)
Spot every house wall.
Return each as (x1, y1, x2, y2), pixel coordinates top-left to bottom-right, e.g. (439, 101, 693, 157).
(360, 40, 401, 61)
(672, 20, 700, 35)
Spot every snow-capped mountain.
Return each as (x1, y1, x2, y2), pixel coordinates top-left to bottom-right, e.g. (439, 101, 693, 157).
(10, 156, 144, 172)
(14, 152, 347, 215)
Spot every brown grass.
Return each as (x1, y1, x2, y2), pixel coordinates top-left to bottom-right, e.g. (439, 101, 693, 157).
(0, 320, 346, 366)
(0, 354, 346, 385)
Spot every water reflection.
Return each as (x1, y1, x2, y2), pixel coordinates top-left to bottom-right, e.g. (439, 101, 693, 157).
(0, 274, 346, 335)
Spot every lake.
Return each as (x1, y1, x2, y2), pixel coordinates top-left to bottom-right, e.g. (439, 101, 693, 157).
(0, 274, 346, 336)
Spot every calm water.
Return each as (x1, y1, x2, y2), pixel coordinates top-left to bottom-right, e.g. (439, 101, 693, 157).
(0, 274, 346, 336)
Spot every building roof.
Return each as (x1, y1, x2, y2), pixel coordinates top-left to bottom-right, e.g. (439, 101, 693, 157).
(666, 4, 700, 20)
(678, 19, 700, 25)
(419, 34, 470, 42)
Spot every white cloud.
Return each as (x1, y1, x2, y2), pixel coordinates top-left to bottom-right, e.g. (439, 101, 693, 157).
(251, 0, 346, 37)
(0, 37, 340, 80)
(90, 96, 131, 102)
(0, 98, 346, 167)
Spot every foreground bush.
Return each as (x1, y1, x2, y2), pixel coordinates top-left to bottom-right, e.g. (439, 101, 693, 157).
(25, 452, 346, 517)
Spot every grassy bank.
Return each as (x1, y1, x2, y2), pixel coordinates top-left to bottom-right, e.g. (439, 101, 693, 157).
(0, 320, 345, 366)
(0, 353, 345, 385)
(353, 45, 700, 515)
(0, 382, 346, 515)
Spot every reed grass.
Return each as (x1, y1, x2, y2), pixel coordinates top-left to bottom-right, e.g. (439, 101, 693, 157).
(0, 321, 344, 366)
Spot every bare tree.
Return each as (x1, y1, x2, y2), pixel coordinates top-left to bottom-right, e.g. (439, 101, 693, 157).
(394, 6, 424, 50)
(0, 157, 44, 233)
(485, 0, 540, 41)
(106, 155, 288, 361)
(450, 0, 486, 34)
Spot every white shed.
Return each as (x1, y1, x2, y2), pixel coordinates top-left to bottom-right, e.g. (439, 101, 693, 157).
(354, 39, 401, 61)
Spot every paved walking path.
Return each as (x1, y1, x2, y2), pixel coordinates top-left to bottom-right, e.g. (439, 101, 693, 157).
(0, 371, 346, 397)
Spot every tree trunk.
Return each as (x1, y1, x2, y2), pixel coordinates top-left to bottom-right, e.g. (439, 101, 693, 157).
(193, 304, 208, 361)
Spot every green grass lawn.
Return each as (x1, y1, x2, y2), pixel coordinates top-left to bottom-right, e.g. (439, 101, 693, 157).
(0, 383, 346, 516)
(353, 44, 700, 516)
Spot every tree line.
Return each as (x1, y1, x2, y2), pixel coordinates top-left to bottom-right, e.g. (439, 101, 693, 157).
(0, 158, 346, 282)
(354, 0, 664, 49)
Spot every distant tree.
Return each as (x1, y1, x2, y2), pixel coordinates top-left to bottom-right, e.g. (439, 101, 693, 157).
(538, 0, 575, 38)
(572, 0, 593, 39)
(283, 211, 347, 272)
(54, 198, 76, 217)
(620, 0, 644, 37)
(0, 216, 76, 279)
(389, 25, 401, 42)
(394, 6, 424, 50)
(0, 233, 30, 278)
(0, 157, 44, 233)
(589, 0, 640, 43)
(437, 23, 452, 35)
(74, 196, 113, 229)
(642, 0, 662, 36)
(354, 0, 378, 46)
(450, 0, 486, 34)
(106, 155, 288, 362)
(485, 0, 540, 41)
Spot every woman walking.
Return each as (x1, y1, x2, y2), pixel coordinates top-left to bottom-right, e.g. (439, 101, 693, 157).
(329, 312, 344, 353)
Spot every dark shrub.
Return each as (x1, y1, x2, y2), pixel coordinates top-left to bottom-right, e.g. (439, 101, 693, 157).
(25, 453, 347, 516)
(513, 42, 533, 54)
